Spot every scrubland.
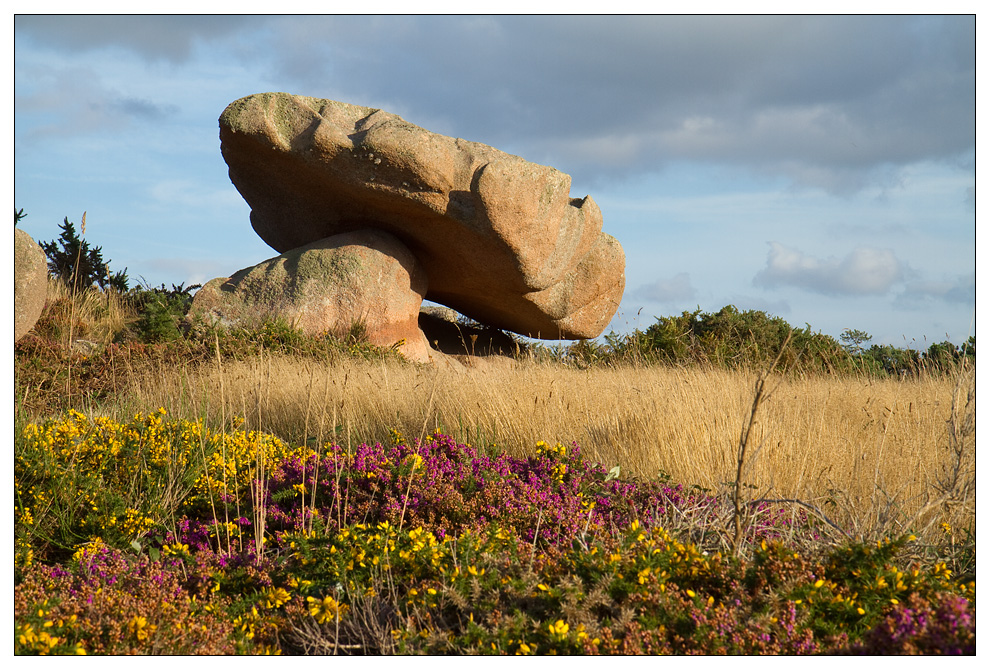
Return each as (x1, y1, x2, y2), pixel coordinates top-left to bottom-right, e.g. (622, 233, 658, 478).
(13, 281, 975, 655)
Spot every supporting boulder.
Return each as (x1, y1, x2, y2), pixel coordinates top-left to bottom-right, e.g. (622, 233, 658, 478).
(189, 228, 439, 364)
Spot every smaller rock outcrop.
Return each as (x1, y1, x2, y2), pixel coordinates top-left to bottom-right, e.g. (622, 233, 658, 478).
(14, 228, 48, 342)
(189, 228, 438, 363)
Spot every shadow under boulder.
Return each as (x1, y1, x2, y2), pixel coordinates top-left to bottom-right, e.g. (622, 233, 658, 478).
(419, 306, 522, 358)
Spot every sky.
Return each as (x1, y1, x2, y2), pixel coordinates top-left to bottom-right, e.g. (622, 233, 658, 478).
(11, 13, 979, 349)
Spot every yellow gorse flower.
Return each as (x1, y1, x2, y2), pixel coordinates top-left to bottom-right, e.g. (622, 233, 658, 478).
(162, 543, 190, 557)
(127, 615, 156, 641)
(307, 595, 348, 624)
(264, 587, 291, 609)
(549, 619, 570, 639)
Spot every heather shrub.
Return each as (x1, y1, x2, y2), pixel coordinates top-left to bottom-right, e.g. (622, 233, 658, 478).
(13, 410, 975, 655)
(14, 541, 245, 654)
(845, 591, 976, 655)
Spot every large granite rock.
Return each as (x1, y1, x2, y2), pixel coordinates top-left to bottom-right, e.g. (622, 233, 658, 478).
(189, 228, 438, 363)
(218, 92, 625, 339)
(14, 228, 48, 342)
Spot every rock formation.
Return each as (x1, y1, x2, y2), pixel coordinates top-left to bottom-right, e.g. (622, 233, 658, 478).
(215, 93, 625, 342)
(190, 228, 439, 364)
(14, 228, 48, 342)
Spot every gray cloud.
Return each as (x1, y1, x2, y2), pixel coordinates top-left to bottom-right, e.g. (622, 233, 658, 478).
(107, 96, 177, 120)
(753, 242, 904, 296)
(894, 273, 976, 310)
(15, 63, 178, 140)
(15, 15, 253, 63)
(15, 15, 975, 193)
(634, 272, 697, 303)
(259, 15, 973, 192)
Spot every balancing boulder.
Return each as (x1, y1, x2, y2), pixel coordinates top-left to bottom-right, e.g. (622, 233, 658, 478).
(216, 92, 625, 340)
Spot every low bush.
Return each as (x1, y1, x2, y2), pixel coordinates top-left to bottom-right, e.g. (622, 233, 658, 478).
(123, 283, 200, 343)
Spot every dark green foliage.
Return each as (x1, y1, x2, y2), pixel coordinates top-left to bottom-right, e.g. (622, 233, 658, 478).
(840, 328, 872, 355)
(549, 307, 974, 378)
(834, 335, 975, 377)
(589, 306, 852, 373)
(39, 216, 129, 291)
(254, 316, 308, 350)
(922, 338, 975, 373)
(961, 335, 976, 358)
(15, 208, 26, 226)
(859, 344, 921, 376)
(124, 282, 201, 343)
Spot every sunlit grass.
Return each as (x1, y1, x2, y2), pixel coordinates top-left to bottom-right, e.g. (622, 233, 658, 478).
(109, 353, 973, 543)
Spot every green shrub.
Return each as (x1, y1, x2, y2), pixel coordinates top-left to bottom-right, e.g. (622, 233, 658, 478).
(39, 215, 129, 292)
(586, 306, 853, 373)
(125, 283, 199, 343)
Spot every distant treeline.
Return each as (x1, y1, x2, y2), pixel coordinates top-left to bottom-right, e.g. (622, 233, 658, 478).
(551, 306, 975, 376)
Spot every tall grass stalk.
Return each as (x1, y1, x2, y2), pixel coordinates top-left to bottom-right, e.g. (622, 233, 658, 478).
(64, 212, 87, 401)
(729, 334, 790, 555)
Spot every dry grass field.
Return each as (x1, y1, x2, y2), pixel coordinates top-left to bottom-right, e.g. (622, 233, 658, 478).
(115, 352, 974, 543)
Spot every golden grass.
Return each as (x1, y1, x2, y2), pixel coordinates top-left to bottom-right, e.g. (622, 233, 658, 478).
(44, 276, 134, 348)
(116, 353, 974, 540)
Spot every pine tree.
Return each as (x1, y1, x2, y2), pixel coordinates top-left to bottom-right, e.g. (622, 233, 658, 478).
(39, 216, 129, 291)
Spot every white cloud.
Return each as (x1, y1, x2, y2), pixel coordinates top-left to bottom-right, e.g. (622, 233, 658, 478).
(634, 273, 697, 304)
(753, 242, 904, 296)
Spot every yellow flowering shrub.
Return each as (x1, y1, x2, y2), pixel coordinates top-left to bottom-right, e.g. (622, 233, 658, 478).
(15, 409, 293, 562)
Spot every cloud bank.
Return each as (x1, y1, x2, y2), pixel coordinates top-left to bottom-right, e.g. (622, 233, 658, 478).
(16, 15, 975, 193)
(753, 242, 905, 296)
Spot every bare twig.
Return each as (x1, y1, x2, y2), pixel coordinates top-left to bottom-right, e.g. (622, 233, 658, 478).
(748, 497, 852, 541)
(729, 332, 792, 555)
